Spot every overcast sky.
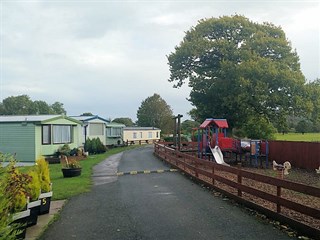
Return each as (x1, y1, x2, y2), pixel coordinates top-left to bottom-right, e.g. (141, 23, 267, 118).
(1, 0, 319, 122)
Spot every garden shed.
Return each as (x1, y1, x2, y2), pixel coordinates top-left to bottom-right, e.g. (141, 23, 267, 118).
(0, 115, 82, 163)
(70, 115, 109, 145)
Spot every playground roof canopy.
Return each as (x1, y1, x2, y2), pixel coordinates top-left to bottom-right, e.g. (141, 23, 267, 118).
(199, 118, 229, 129)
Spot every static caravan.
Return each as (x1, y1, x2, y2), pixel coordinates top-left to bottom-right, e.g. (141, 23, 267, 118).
(106, 122, 125, 146)
(0, 115, 82, 163)
(123, 127, 161, 145)
(70, 115, 109, 145)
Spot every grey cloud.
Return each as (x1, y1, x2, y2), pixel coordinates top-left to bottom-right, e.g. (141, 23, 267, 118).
(1, 1, 319, 121)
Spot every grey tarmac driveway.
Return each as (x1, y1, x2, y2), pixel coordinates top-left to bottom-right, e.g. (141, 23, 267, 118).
(40, 145, 292, 240)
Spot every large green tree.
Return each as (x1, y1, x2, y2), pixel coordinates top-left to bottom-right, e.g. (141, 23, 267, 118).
(112, 117, 134, 127)
(50, 101, 66, 115)
(181, 119, 200, 135)
(168, 15, 307, 138)
(305, 79, 320, 132)
(137, 93, 173, 133)
(0, 95, 33, 115)
(0, 95, 66, 115)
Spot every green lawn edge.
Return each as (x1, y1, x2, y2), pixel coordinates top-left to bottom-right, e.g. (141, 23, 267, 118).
(50, 145, 142, 200)
(274, 132, 320, 142)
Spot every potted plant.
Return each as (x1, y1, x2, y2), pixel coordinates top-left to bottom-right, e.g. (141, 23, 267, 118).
(4, 161, 31, 240)
(61, 156, 82, 178)
(0, 158, 22, 240)
(36, 157, 53, 215)
(25, 169, 41, 227)
(57, 144, 71, 157)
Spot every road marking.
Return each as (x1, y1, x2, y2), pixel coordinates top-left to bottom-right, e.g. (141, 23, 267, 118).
(116, 169, 178, 176)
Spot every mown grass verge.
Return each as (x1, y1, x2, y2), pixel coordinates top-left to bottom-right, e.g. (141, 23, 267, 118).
(274, 132, 320, 142)
(50, 145, 141, 200)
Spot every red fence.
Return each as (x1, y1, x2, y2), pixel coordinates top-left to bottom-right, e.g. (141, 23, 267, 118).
(154, 143, 320, 239)
(269, 141, 320, 170)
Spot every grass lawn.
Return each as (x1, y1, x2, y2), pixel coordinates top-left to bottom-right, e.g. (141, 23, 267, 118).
(50, 145, 141, 200)
(274, 132, 320, 142)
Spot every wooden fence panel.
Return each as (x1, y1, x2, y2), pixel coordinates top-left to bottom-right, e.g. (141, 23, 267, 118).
(154, 142, 320, 239)
(269, 141, 320, 170)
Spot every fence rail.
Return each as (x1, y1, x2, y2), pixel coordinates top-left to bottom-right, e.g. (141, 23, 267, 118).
(154, 143, 320, 239)
(162, 140, 320, 170)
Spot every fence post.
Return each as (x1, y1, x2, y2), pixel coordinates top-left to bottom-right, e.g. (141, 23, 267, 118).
(277, 186, 281, 213)
(237, 165, 242, 197)
(195, 159, 199, 178)
(212, 165, 215, 186)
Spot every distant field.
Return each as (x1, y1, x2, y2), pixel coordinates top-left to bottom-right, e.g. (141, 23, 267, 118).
(274, 132, 320, 142)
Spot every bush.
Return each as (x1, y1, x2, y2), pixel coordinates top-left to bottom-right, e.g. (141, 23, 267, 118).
(0, 157, 18, 240)
(84, 138, 92, 153)
(0, 154, 42, 239)
(70, 148, 78, 156)
(242, 116, 277, 140)
(27, 170, 41, 201)
(4, 164, 31, 213)
(95, 138, 107, 153)
(163, 136, 189, 142)
(36, 157, 51, 193)
(57, 144, 71, 156)
(84, 138, 106, 154)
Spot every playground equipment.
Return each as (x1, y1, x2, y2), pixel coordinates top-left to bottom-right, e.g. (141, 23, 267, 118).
(210, 145, 230, 166)
(249, 139, 269, 167)
(196, 118, 269, 167)
(273, 160, 291, 178)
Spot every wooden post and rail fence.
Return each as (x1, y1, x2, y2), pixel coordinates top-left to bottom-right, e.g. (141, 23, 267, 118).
(154, 142, 320, 239)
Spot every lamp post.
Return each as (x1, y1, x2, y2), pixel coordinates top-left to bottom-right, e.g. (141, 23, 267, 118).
(173, 114, 183, 151)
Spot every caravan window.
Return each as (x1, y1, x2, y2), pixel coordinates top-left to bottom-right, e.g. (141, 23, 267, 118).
(90, 123, 104, 135)
(42, 125, 51, 144)
(52, 125, 72, 144)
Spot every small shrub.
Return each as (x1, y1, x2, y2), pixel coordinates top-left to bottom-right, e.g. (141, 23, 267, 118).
(0, 155, 30, 239)
(36, 157, 51, 193)
(66, 158, 81, 169)
(95, 138, 106, 153)
(57, 144, 71, 156)
(4, 164, 31, 213)
(84, 138, 92, 153)
(0, 158, 17, 240)
(27, 170, 41, 201)
(70, 148, 78, 156)
(91, 138, 98, 153)
(85, 138, 106, 154)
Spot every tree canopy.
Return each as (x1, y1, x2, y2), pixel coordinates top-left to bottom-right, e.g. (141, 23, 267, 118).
(81, 112, 94, 116)
(168, 15, 308, 138)
(181, 120, 200, 135)
(112, 117, 134, 127)
(136, 93, 173, 133)
(305, 79, 320, 132)
(0, 95, 66, 115)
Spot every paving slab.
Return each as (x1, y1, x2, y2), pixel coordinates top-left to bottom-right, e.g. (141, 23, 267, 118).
(25, 200, 66, 240)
